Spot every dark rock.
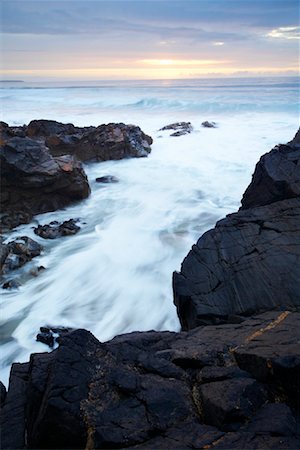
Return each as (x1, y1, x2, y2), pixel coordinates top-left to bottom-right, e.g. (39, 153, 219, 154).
(95, 175, 119, 183)
(289, 127, 300, 147)
(34, 219, 80, 239)
(29, 265, 46, 277)
(0, 380, 6, 405)
(243, 403, 298, 436)
(202, 121, 217, 128)
(0, 363, 29, 450)
(1, 236, 43, 275)
(241, 140, 300, 210)
(173, 197, 300, 329)
(0, 137, 90, 230)
(159, 122, 193, 136)
(26, 119, 78, 137)
(2, 279, 21, 289)
(2, 312, 299, 450)
(195, 377, 267, 431)
(211, 432, 300, 449)
(173, 133, 300, 330)
(45, 122, 153, 161)
(36, 326, 75, 348)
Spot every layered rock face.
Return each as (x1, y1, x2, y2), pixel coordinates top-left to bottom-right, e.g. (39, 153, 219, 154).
(1, 311, 299, 449)
(173, 130, 300, 330)
(0, 120, 153, 230)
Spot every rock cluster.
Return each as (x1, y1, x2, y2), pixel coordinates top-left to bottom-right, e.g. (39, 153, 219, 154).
(1, 130, 299, 449)
(0, 120, 152, 230)
(159, 122, 193, 137)
(173, 130, 300, 330)
(1, 311, 299, 449)
(0, 236, 43, 275)
(34, 219, 80, 239)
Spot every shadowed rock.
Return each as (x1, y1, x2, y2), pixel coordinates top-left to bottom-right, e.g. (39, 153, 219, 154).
(173, 131, 300, 330)
(1, 311, 299, 449)
(0, 137, 90, 230)
(159, 122, 193, 137)
(1, 236, 43, 275)
(34, 219, 80, 239)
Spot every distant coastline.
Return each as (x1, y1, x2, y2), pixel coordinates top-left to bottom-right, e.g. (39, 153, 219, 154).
(0, 80, 24, 83)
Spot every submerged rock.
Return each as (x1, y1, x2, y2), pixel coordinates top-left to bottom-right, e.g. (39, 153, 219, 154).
(34, 219, 80, 239)
(2, 279, 21, 290)
(173, 131, 300, 330)
(95, 175, 119, 183)
(1, 311, 299, 449)
(201, 121, 217, 128)
(36, 326, 75, 348)
(0, 137, 90, 230)
(159, 122, 193, 137)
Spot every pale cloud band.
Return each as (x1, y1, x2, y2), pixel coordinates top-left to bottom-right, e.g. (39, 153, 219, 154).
(267, 26, 300, 40)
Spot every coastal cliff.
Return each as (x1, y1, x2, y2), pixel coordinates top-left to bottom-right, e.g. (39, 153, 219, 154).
(1, 131, 299, 449)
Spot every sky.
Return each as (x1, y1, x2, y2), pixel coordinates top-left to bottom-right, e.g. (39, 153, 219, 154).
(0, 0, 299, 80)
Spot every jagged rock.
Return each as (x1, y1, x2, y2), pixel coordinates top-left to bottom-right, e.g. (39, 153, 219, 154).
(0, 137, 90, 230)
(1, 236, 43, 275)
(95, 175, 119, 183)
(44, 122, 153, 161)
(1, 312, 299, 449)
(36, 326, 75, 348)
(202, 121, 217, 128)
(241, 138, 300, 210)
(173, 133, 300, 330)
(159, 122, 193, 137)
(34, 219, 80, 239)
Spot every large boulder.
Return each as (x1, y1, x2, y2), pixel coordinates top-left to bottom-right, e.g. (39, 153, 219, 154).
(173, 131, 300, 330)
(0, 137, 90, 230)
(1, 311, 299, 449)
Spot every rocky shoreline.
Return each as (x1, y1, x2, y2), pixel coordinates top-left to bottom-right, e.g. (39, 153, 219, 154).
(1, 126, 300, 449)
(0, 120, 152, 230)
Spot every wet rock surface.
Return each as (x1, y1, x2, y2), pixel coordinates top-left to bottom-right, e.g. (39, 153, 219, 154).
(159, 122, 193, 136)
(1, 312, 299, 449)
(201, 121, 217, 128)
(1, 120, 152, 230)
(0, 236, 43, 276)
(34, 219, 80, 239)
(95, 175, 119, 183)
(0, 136, 90, 230)
(173, 131, 300, 330)
(36, 326, 76, 348)
(241, 135, 300, 210)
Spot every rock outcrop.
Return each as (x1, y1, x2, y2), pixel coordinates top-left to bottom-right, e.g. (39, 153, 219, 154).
(1, 311, 299, 449)
(159, 122, 193, 137)
(173, 130, 300, 330)
(0, 136, 90, 230)
(27, 120, 153, 161)
(1, 131, 300, 450)
(0, 120, 152, 230)
(34, 219, 80, 239)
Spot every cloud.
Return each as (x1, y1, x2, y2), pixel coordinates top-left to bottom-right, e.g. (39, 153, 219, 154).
(213, 42, 225, 46)
(266, 26, 300, 40)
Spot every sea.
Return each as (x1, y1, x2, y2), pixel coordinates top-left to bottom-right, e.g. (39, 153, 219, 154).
(0, 77, 299, 385)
